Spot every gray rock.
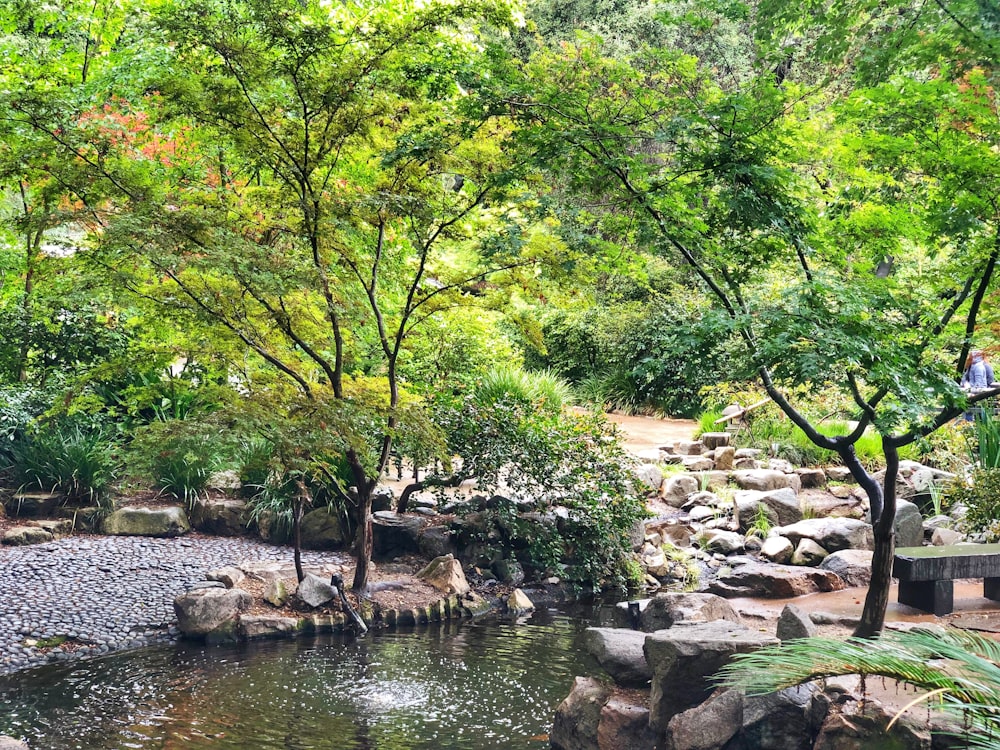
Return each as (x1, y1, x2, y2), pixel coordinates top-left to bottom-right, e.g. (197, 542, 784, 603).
(894, 500, 924, 548)
(664, 688, 743, 750)
(818, 549, 874, 588)
(2, 526, 54, 546)
(695, 529, 744, 555)
(0, 737, 29, 750)
(190, 498, 248, 536)
(640, 592, 741, 632)
(733, 470, 790, 491)
(645, 622, 780, 730)
(417, 525, 456, 559)
(635, 463, 665, 492)
(713, 445, 735, 470)
(741, 684, 819, 750)
(264, 578, 290, 607)
(206, 566, 245, 588)
(760, 535, 793, 564)
(931, 527, 963, 546)
(239, 615, 300, 639)
(102, 506, 191, 537)
(795, 468, 827, 488)
(825, 467, 854, 482)
(372, 511, 428, 558)
(550, 676, 611, 750)
(791, 538, 829, 566)
(493, 558, 525, 586)
(675, 441, 705, 456)
(581, 627, 652, 687)
(5, 491, 62, 517)
(735, 487, 802, 528)
(597, 695, 658, 750)
(299, 507, 347, 550)
(700, 432, 731, 450)
(776, 604, 818, 641)
(296, 573, 336, 608)
(173, 587, 252, 637)
(708, 562, 845, 598)
(663, 475, 699, 507)
(773, 518, 874, 552)
(682, 456, 715, 472)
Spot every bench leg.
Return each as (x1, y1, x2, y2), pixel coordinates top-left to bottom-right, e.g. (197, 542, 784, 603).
(985, 578, 1000, 602)
(898, 579, 954, 615)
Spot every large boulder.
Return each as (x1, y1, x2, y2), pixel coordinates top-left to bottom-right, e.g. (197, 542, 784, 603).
(417, 525, 457, 559)
(760, 535, 794, 564)
(296, 573, 336, 608)
(776, 604, 818, 641)
(300, 507, 347, 550)
(206, 566, 245, 588)
(694, 529, 744, 555)
(773, 518, 874, 552)
(416, 554, 470, 595)
(645, 622, 780, 730)
(732, 470, 790, 491)
(102, 506, 190, 537)
(740, 684, 819, 750)
(894, 500, 924, 549)
(0, 738, 29, 750)
(735, 487, 802, 528)
(635, 463, 665, 492)
(4, 491, 61, 517)
(664, 688, 743, 750)
(813, 696, 930, 750)
(372, 511, 428, 558)
(819, 549, 874, 588)
(2, 525, 54, 546)
(791, 538, 830, 566)
(640, 592, 741, 632)
(581, 628, 652, 687)
(173, 586, 252, 638)
(597, 694, 658, 750)
(238, 615, 300, 639)
(708, 561, 845, 598)
(550, 676, 612, 750)
(190, 498, 249, 536)
(663, 475, 699, 508)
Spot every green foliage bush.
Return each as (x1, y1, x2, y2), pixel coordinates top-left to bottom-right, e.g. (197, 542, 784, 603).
(945, 468, 1000, 542)
(10, 421, 118, 505)
(129, 419, 234, 506)
(474, 366, 573, 413)
(435, 394, 645, 593)
(966, 409, 1000, 470)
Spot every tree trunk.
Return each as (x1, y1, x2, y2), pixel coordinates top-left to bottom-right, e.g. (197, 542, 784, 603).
(293, 495, 305, 583)
(352, 482, 374, 593)
(852, 442, 899, 638)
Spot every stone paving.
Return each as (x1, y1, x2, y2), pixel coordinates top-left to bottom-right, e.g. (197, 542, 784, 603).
(0, 534, 346, 675)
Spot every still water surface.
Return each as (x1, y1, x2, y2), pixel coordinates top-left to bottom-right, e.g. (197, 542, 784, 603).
(0, 606, 606, 749)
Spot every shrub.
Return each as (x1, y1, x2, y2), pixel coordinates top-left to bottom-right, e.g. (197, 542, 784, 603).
(9, 421, 118, 505)
(129, 419, 233, 506)
(435, 395, 646, 593)
(945, 468, 1000, 541)
(475, 366, 573, 413)
(966, 409, 1000, 469)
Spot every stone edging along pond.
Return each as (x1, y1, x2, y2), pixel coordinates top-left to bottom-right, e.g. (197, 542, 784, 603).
(172, 554, 522, 644)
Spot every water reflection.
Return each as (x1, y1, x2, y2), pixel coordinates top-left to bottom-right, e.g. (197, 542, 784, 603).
(0, 606, 606, 749)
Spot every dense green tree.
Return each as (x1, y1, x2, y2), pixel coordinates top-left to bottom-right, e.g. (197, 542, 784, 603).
(510, 0, 1000, 635)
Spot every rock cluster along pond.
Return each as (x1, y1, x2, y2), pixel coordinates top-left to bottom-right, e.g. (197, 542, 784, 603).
(0, 535, 344, 674)
(552, 593, 953, 750)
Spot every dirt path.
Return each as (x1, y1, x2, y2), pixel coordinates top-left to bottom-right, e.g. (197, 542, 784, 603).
(602, 411, 698, 454)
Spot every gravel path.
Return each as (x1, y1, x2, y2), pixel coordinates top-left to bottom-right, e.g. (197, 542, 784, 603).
(0, 534, 345, 675)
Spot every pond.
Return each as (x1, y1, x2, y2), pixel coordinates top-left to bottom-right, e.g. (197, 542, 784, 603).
(0, 605, 610, 749)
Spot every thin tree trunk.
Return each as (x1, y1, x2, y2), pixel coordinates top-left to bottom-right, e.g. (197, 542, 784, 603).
(853, 441, 899, 638)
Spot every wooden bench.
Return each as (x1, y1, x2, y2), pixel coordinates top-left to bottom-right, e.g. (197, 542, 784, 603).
(893, 544, 1000, 615)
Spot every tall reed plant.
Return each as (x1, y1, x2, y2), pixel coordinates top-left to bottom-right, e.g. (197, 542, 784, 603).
(967, 407, 1000, 469)
(10, 422, 118, 506)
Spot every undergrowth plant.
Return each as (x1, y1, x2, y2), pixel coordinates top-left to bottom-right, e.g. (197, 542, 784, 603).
(129, 418, 233, 507)
(10, 422, 118, 506)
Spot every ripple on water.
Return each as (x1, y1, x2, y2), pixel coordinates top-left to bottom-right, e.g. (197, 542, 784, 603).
(0, 607, 607, 750)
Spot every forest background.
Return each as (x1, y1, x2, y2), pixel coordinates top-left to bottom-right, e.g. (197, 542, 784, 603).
(0, 0, 998, 634)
